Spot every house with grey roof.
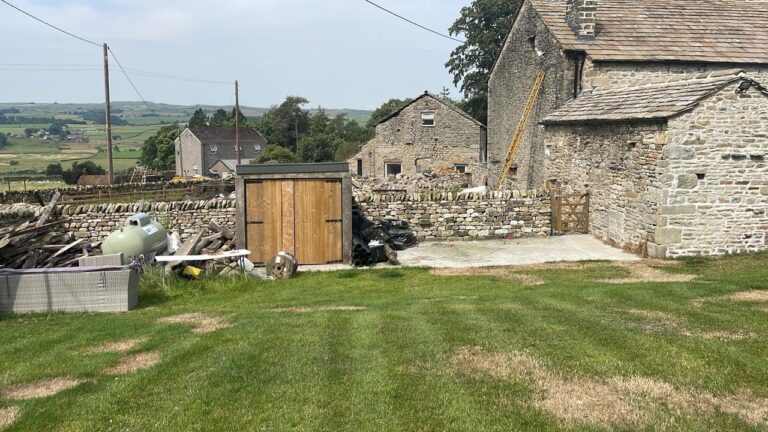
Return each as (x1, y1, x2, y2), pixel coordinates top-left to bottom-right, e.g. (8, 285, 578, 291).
(350, 92, 487, 181)
(488, 0, 768, 257)
(175, 128, 267, 177)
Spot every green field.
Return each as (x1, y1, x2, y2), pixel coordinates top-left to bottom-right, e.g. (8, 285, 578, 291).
(1, 255, 767, 431)
(0, 102, 371, 176)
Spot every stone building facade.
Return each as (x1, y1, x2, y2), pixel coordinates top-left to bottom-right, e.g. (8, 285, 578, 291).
(351, 93, 487, 183)
(175, 128, 267, 177)
(543, 75, 768, 257)
(488, 0, 768, 190)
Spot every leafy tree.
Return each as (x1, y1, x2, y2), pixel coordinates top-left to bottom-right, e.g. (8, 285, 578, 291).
(366, 98, 413, 132)
(446, 0, 520, 123)
(229, 108, 248, 128)
(0, 132, 6, 148)
(139, 125, 180, 171)
(297, 109, 343, 163)
(46, 163, 63, 176)
(209, 109, 229, 128)
(252, 145, 297, 164)
(258, 96, 310, 152)
(48, 120, 67, 136)
(188, 108, 209, 128)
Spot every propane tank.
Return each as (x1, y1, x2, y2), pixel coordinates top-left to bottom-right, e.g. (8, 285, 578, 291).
(102, 213, 168, 260)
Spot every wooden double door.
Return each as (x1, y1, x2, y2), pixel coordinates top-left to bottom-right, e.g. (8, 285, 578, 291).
(245, 179, 343, 265)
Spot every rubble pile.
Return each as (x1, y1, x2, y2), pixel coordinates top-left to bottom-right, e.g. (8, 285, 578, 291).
(352, 173, 472, 194)
(0, 192, 98, 269)
(163, 220, 241, 276)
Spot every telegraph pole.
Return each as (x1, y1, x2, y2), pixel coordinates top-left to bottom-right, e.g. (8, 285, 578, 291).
(235, 80, 241, 165)
(103, 43, 114, 185)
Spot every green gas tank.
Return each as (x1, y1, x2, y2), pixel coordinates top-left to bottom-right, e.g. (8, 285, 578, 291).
(102, 213, 168, 259)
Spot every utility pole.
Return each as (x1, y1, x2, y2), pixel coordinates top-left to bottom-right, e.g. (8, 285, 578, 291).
(103, 43, 114, 185)
(235, 80, 241, 165)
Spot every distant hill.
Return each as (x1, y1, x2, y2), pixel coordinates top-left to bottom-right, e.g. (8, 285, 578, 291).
(0, 102, 372, 125)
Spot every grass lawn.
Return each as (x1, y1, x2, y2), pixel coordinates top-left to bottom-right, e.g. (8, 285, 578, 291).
(1, 255, 767, 431)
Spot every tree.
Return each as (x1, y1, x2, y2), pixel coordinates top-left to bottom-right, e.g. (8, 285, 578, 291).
(188, 108, 209, 128)
(445, 0, 520, 123)
(252, 145, 297, 164)
(258, 96, 310, 152)
(0, 132, 6, 149)
(209, 109, 229, 128)
(140, 125, 180, 171)
(46, 163, 63, 176)
(297, 109, 344, 163)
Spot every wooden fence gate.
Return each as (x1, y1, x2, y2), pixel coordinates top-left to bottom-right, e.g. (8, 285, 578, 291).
(244, 179, 343, 265)
(552, 193, 590, 234)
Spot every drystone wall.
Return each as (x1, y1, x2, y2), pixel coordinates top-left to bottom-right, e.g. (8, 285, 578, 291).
(2, 189, 553, 244)
(0, 200, 237, 242)
(355, 189, 552, 241)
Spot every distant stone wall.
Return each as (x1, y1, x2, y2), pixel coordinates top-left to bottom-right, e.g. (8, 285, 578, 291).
(355, 189, 551, 241)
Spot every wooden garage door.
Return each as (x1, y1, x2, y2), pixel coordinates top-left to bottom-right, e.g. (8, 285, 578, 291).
(245, 179, 342, 265)
(295, 179, 343, 265)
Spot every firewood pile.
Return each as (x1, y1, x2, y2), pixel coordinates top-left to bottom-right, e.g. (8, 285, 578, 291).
(163, 220, 242, 276)
(0, 191, 98, 269)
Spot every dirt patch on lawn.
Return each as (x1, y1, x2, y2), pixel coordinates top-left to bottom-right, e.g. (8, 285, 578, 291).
(600, 262, 696, 284)
(0, 406, 19, 430)
(449, 347, 768, 428)
(694, 290, 768, 307)
(103, 351, 160, 375)
(158, 313, 232, 334)
(1, 378, 84, 400)
(623, 309, 756, 341)
(430, 268, 546, 286)
(86, 338, 147, 354)
(265, 306, 367, 313)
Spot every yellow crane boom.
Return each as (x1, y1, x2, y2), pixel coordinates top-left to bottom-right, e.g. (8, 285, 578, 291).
(496, 72, 546, 191)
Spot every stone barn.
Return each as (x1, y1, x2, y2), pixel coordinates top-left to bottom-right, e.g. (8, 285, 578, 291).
(488, 0, 768, 190)
(542, 71, 768, 258)
(351, 92, 487, 181)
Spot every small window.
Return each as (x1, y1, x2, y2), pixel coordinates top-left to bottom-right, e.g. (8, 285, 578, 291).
(454, 164, 467, 173)
(509, 166, 518, 177)
(356, 159, 363, 176)
(254, 144, 262, 152)
(385, 163, 402, 177)
(210, 145, 218, 154)
(421, 112, 435, 127)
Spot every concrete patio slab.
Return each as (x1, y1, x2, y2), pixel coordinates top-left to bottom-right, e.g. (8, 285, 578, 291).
(397, 235, 640, 269)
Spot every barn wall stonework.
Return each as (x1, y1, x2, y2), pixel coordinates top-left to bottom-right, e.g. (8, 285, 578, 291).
(583, 61, 768, 92)
(357, 95, 485, 181)
(545, 123, 668, 254)
(660, 82, 768, 257)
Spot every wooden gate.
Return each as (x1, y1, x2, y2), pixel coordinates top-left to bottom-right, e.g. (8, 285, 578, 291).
(245, 179, 343, 265)
(552, 193, 590, 234)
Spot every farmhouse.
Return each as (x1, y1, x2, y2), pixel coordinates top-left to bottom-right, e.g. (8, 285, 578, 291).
(351, 92, 487, 181)
(175, 128, 267, 177)
(488, 0, 768, 257)
(488, 0, 768, 189)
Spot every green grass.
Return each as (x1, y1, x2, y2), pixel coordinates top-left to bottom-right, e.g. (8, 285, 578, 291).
(1, 255, 767, 431)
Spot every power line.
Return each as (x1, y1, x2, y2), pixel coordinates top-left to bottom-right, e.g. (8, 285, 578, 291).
(0, 63, 232, 85)
(123, 67, 232, 85)
(107, 47, 154, 112)
(361, 0, 464, 43)
(0, 0, 101, 47)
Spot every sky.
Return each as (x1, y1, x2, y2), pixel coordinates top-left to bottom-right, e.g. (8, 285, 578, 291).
(0, 0, 471, 110)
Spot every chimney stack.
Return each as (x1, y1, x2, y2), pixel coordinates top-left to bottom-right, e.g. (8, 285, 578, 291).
(566, 0, 598, 38)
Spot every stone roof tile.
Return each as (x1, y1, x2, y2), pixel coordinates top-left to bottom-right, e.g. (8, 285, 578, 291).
(541, 73, 765, 124)
(531, 0, 768, 64)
